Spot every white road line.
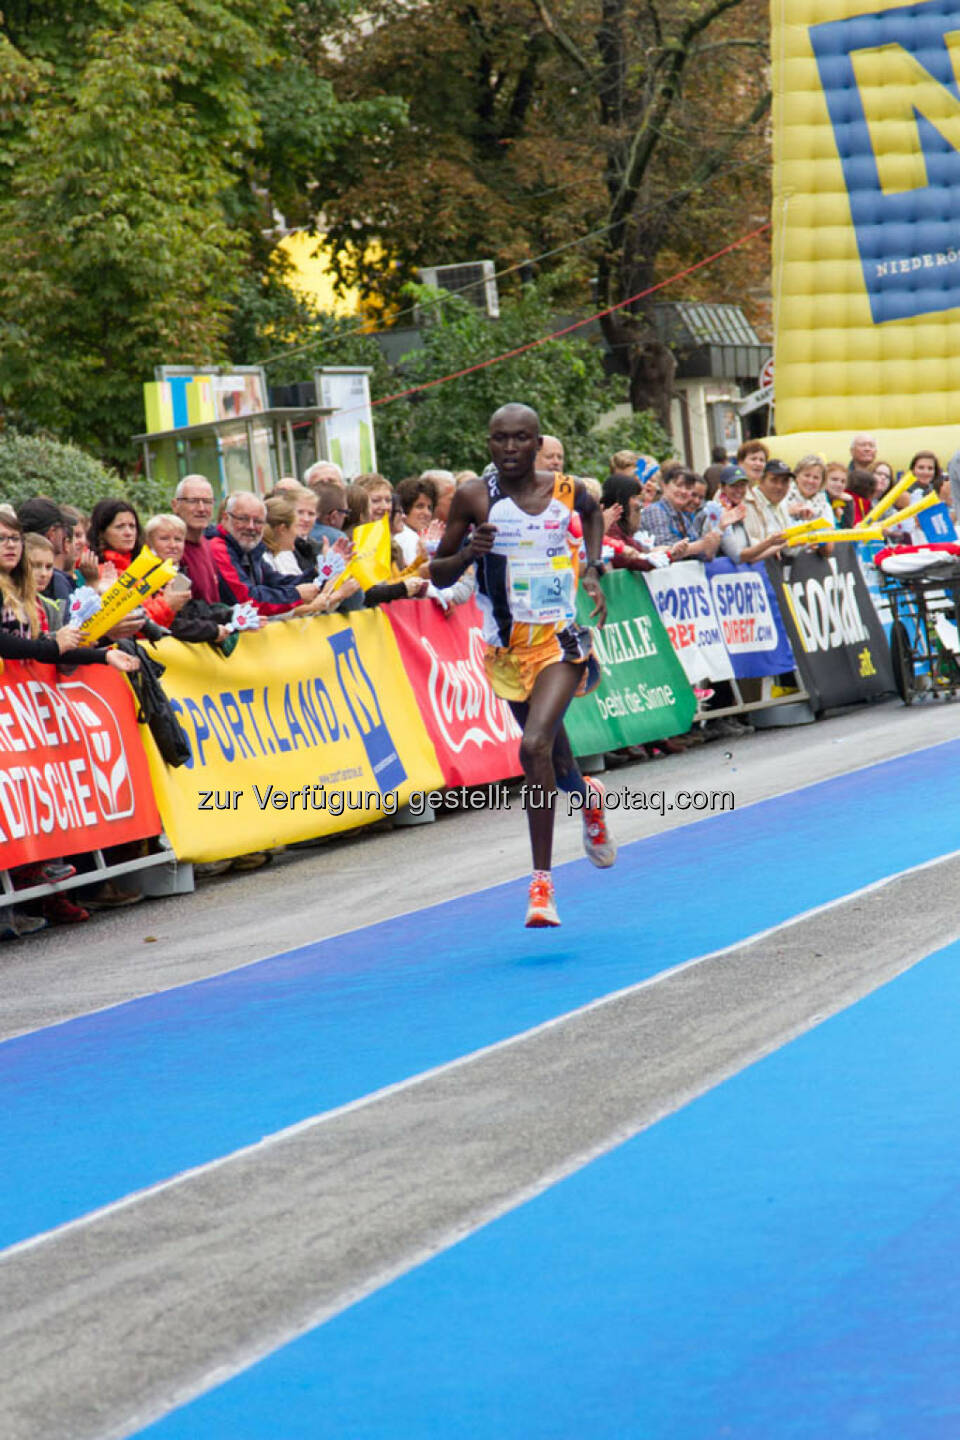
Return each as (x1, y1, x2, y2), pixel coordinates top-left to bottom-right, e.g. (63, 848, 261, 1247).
(3, 843, 958, 1270)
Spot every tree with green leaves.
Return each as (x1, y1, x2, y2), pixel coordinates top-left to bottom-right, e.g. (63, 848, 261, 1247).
(0, 1, 405, 464)
(313, 0, 770, 427)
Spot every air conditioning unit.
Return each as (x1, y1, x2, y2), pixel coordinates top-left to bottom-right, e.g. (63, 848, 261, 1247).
(417, 260, 500, 319)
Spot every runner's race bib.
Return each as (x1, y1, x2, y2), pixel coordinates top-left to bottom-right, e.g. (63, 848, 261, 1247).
(507, 554, 575, 624)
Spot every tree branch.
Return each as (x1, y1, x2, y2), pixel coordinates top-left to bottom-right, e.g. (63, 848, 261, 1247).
(664, 87, 771, 211)
(529, 0, 593, 79)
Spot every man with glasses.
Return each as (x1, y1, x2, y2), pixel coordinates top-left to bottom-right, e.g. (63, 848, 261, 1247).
(172, 474, 223, 605)
(210, 492, 318, 616)
(310, 481, 351, 546)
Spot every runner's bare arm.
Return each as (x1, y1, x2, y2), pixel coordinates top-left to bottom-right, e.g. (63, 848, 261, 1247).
(429, 483, 495, 587)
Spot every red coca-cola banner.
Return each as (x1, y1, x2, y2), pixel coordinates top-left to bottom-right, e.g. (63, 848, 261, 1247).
(0, 661, 161, 869)
(385, 598, 521, 787)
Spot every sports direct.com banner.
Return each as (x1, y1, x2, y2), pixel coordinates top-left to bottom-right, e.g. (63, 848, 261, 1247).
(705, 559, 795, 679)
(143, 613, 443, 862)
(384, 599, 520, 787)
(0, 661, 160, 868)
(643, 561, 734, 684)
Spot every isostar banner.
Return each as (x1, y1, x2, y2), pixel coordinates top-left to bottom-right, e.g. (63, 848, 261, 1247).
(0, 661, 160, 869)
(565, 570, 696, 754)
(643, 561, 734, 684)
(706, 559, 796, 679)
(384, 598, 521, 787)
(142, 614, 444, 861)
(771, 550, 895, 710)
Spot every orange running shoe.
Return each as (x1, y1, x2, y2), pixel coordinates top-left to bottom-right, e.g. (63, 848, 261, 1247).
(581, 777, 618, 868)
(525, 874, 560, 928)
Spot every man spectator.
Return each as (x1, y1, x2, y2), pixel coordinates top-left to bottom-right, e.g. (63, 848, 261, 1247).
(537, 434, 565, 474)
(305, 480, 364, 611)
(310, 482, 350, 546)
(210, 492, 316, 615)
(15, 497, 74, 600)
(304, 459, 344, 490)
(643, 469, 722, 560)
(171, 474, 223, 605)
(849, 433, 878, 472)
(704, 444, 729, 493)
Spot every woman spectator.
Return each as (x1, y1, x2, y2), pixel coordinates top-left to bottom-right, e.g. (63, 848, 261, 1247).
(394, 476, 437, 566)
(824, 462, 850, 522)
(0, 508, 139, 935)
(736, 438, 770, 486)
(786, 455, 835, 527)
(871, 460, 894, 505)
(142, 514, 233, 644)
(697, 467, 785, 563)
(354, 473, 394, 521)
(345, 484, 370, 533)
(291, 485, 321, 573)
(89, 497, 144, 572)
(902, 450, 941, 499)
(600, 475, 659, 571)
(841, 469, 876, 527)
(362, 495, 431, 607)
(262, 495, 304, 578)
(24, 533, 64, 630)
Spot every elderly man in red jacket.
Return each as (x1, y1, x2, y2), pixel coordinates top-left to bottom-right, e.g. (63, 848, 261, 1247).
(210, 492, 318, 615)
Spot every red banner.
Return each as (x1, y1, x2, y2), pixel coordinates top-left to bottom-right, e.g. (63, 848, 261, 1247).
(0, 661, 161, 869)
(384, 599, 521, 787)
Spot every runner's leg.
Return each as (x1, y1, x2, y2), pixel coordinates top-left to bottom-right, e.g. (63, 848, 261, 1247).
(511, 660, 586, 872)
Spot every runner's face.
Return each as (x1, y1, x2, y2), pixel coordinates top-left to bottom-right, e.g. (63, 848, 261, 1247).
(489, 416, 539, 479)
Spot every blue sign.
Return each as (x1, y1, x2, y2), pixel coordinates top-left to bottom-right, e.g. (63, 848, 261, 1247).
(810, 0, 960, 324)
(706, 559, 796, 678)
(918, 500, 959, 541)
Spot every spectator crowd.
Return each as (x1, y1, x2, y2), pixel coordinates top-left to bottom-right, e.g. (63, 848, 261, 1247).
(3, 427, 951, 938)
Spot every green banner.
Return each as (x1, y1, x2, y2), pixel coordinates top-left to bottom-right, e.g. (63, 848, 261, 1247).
(567, 570, 697, 754)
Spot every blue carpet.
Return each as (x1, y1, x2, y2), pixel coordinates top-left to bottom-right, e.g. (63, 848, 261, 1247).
(138, 933, 960, 1439)
(2, 740, 958, 1251)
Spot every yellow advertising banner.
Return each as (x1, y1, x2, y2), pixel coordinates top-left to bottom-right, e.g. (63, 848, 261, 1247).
(772, 0, 960, 438)
(141, 612, 444, 861)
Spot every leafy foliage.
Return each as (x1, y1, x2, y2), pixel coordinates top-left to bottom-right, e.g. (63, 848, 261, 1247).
(0, 1, 406, 465)
(0, 430, 168, 516)
(364, 282, 629, 477)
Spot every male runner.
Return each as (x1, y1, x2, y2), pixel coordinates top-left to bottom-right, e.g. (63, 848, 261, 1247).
(430, 402, 616, 927)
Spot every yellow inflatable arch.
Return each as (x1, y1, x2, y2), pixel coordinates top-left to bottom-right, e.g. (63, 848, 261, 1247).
(772, 0, 960, 451)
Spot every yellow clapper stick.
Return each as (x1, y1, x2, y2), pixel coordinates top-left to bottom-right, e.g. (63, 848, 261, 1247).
(780, 517, 834, 544)
(79, 546, 179, 643)
(858, 470, 917, 528)
(878, 489, 939, 531)
(815, 527, 883, 543)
